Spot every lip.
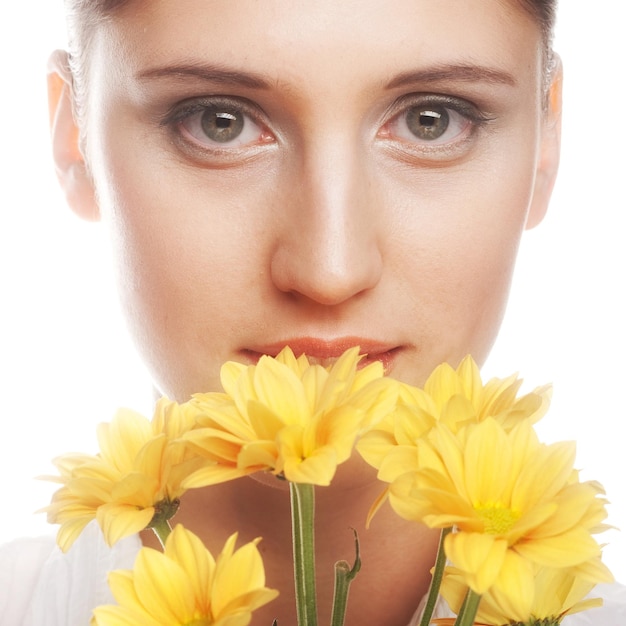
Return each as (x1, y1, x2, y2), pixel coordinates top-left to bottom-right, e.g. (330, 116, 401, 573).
(240, 336, 402, 372)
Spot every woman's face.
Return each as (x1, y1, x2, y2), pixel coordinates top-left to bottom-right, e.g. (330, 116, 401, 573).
(60, 0, 560, 401)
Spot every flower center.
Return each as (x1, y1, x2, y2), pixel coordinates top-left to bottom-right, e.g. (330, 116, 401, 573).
(474, 502, 521, 535)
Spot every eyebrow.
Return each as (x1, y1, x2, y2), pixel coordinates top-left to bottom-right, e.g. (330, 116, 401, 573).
(137, 61, 516, 92)
(386, 64, 517, 89)
(137, 62, 272, 89)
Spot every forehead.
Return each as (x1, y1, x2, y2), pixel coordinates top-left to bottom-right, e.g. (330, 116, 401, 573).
(96, 0, 542, 89)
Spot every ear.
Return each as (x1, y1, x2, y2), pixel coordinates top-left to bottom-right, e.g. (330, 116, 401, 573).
(525, 54, 563, 230)
(48, 50, 100, 221)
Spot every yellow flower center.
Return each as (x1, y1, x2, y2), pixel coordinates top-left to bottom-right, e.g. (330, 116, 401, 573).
(474, 502, 521, 535)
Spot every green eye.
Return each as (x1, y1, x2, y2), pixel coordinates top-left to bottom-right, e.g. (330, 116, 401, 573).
(200, 107, 245, 143)
(405, 106, 450, 141)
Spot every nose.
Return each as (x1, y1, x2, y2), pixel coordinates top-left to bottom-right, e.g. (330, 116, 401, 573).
(270, 135, 383, 307)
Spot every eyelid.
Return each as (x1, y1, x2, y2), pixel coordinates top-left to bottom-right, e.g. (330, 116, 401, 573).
(161, 95, 266, 127)
(384, 93, 494, 126)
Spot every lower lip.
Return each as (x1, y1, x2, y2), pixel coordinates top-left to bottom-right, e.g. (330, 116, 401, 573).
(239, 344, 402, 374)
(356, 348, 400, 373)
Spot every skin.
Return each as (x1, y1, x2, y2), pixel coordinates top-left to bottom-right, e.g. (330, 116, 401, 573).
(48, 1, 562, 623)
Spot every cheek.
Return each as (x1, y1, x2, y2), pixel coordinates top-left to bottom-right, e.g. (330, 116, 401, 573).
(436, 224, 522, 364)
(97, 153, 277, 399)
(387, 158, 535, 367)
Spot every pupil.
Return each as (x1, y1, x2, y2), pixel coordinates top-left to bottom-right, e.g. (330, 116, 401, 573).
(216, 114, 234, 129)
(419, 111, 441, 128)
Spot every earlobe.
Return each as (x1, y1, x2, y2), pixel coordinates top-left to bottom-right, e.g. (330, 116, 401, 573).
(526, 54, 563, 230)
(48, 50, 100, 222)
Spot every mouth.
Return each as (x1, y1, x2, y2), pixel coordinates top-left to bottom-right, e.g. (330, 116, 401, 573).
(239, 336, 402, 373)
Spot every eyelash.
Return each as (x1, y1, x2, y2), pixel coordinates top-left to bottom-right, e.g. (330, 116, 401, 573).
(161, 93, 493, 162)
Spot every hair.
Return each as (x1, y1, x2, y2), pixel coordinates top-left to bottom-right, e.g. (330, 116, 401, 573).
(63, 0, 558, 124)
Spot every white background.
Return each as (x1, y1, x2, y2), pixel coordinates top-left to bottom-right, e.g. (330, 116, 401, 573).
(1, 2, 624, 584)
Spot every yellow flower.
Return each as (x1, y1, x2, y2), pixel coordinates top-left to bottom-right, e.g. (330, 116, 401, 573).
(182, 346, 397, 487)
(91, 525, 279, 626)
(435, 560, 611, 625)
(422, 356, 551, 431)
(357, 356, 551, 522)
(42, 400, 203, 551)
(388, 418, 609, 595)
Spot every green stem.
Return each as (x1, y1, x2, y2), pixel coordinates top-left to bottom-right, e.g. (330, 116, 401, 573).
(453, 588, 481, 626)
(330, 529, 361, 626)
(290, 482, 318, 626)
(419, 527, 452, 626)
(147, 497, 180, 549)
(150, 517, 172, 549)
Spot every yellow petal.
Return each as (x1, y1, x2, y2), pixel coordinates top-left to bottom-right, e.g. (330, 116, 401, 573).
(511, 439, 576, 511)
(99, 410, 152, 472)
(182, 464, 251, 489)
(464, 418, 512, 506)
(515, 528, 602, 568)
(106, 570, 145, 613)
(220, 361, 248, 397)
(486, 550, 535, 622)
(211, 533, 279, 620)
(97, 503, 154, 546)
(444, 532, 507, 594)
(356, 427, 397, 469)
(253, 356, 310, 425)
(55, 515, 93, 552)
(377, 446, 419, 483)
(236, 440, 278, 472)
(133, 548, 196, 623)
(365, 487, 390, 527)
(111, 473, 160, 508)
(165, 525, 215, 614)
(92, 604, 162, 626)
(282, 447, 338, 485)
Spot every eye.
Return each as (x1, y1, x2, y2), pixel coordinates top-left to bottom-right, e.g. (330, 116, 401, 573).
(380, 95, 489, 148)
(389, 104, 469, 145)
(167, 98, 274, 150)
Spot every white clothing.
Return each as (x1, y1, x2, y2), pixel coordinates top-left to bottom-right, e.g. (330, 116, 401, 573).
(1, 524, 625, 625)
(0, 524, 139, 626)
